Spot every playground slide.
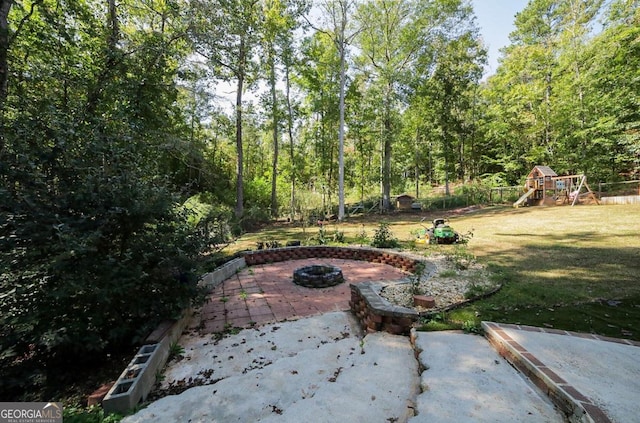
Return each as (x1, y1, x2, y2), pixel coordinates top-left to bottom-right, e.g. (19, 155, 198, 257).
(513, 188, 536, 207)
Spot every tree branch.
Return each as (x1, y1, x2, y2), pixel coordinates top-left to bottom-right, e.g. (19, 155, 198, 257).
(9, 0, 44, 46)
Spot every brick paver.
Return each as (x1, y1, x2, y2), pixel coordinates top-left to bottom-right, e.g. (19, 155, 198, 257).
(196, 258, 408, 334)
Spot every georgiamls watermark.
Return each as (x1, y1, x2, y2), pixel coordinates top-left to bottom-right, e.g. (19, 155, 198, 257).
(0, 402, 62, 423)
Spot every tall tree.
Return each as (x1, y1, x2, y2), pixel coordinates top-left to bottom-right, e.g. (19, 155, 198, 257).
(0, 0, 12, 109)
(297, 32, 341, 214)
(355, 0, 452, 210)
(550, 0, 603, 174)
(263, 0, 284, 218)
(422, 31, 485, 192)
(580, 0, 640, 179)
(283, 40, 299, 221)
(262, 0, 306, 218)
(315, 0, 359, 220)
(189, 0, 261, 221)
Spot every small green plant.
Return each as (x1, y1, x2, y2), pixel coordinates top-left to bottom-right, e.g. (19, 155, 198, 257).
(410, 262, 426, 295)
(155, 369, 166, 384)
(370, 222, 399, 248)
(168, 342, 185, 360)
(315, 225, 328, 245)
(266, 240, 280, 248)
(457, 228, 474, 244)
(417, 319, 454, 331)
(220, 296, 229, 303)
(416, 312, 459, 331)
(438, 269, 457, 278)
(332, 229, 345, 243)
(63, 405, 124, 423)
(464, 283, 491, 299)
(239, 290, 248, 300)
(461, 320, 483, 335)
(446, 245, 476, 270)
(223, 323, 242, 335)
(355, 224, 369, 246)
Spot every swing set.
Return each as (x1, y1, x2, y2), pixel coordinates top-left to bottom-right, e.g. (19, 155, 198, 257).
(513, 165, 600, 207)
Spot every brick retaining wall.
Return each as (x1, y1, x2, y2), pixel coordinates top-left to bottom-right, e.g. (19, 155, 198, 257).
(242, 246, 420, 272)
(349, 282, 419, 336)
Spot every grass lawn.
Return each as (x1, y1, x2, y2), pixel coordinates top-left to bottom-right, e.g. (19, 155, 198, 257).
(229, 204, 640, 340)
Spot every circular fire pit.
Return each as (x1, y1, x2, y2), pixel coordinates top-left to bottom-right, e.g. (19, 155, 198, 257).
(293, 265, 344, 288)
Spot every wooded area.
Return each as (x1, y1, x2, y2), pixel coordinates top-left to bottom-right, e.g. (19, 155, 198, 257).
(1, 0, 638, 400)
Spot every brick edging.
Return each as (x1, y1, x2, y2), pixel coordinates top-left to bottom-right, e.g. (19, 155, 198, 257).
(241, 246, 422, 272)
(482, 321, 617, 423)
(490, 322, 640, 347)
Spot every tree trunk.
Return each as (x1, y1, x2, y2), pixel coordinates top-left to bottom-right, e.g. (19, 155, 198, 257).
(285, 61, 296, 222)
(337, 41, 346, 220)
(414, 129, 420, 198)
(0, 0, 10, 112)
(382, 87, 392, 211)
(269, 49, 278, 218)
(235, 38, 245, 220)
(0, 0, 10, 158)
(108, 0, 119, 51)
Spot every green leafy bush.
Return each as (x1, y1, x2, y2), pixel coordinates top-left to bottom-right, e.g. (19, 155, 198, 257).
(0, 171, 205, 390)
(370, 223, 400, 248)
(63, 406, 123, 423)
(313, 225, 329, 245)
(332, 229, 345, 243)
(0, 163, 208, 399)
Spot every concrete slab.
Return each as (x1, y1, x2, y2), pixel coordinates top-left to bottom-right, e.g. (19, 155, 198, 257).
(410, 331, 563, 422)
(495, 325, 640, 423)
(122, 312, 419, 423)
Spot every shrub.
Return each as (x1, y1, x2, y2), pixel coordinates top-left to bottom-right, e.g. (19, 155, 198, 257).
(355, 225, 369, 246)
(63, 405, 123, 423)
(370, 222, 400, 248)
(0, 169, 208, 399)
(313, 225, 329, 245)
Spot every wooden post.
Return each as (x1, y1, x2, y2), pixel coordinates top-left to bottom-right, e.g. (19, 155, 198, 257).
(572, 175, 586, 206)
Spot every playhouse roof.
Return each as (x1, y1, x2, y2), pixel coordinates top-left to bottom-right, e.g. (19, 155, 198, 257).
(530, 165, 557, 177)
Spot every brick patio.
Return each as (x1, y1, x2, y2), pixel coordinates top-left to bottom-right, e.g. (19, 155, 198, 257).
(197, 258, 409, 333)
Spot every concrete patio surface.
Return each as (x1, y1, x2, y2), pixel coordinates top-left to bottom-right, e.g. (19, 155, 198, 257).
(121, 258, 640, 423)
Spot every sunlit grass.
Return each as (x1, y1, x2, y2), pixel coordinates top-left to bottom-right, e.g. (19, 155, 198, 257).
(228, 204, 640, 339)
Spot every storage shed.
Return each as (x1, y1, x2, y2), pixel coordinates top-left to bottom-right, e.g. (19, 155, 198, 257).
(395, 194, 415, 210)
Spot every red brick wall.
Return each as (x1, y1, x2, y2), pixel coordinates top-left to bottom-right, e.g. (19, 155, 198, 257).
(242, 246, 419, 272)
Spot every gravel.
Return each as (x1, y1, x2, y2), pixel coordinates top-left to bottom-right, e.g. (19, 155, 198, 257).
(379, 254, 498, 312)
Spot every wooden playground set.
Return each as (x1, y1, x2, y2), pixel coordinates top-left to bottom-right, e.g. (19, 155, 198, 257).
(513, 165, 600, 208)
